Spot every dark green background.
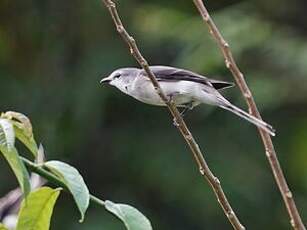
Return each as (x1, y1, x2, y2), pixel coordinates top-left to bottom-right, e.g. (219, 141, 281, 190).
(1, 0, 307, 229)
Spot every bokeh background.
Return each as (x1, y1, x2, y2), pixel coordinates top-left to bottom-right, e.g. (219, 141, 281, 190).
(1, 0, 307, 229)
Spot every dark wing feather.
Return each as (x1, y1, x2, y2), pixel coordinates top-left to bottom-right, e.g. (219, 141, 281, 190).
(143, 66, 234, 90)
(209, 79, 235, 90)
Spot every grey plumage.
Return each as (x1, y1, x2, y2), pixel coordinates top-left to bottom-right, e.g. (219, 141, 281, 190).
(100, 65, 275, 136)
(143, 66, 234, 90)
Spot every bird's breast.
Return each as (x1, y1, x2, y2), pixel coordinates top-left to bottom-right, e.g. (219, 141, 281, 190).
(129, 80, 197, 106)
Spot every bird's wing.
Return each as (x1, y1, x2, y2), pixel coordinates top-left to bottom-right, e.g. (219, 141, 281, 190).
(140, 66, 234, 90)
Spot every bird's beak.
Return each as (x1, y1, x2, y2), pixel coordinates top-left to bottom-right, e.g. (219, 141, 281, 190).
(100, 77, 111, 84)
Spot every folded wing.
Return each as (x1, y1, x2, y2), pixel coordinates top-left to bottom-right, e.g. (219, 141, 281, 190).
(143, 66, 234, 90)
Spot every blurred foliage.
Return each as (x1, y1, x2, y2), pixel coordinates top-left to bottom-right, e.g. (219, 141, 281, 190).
(0, 0, 307, 229)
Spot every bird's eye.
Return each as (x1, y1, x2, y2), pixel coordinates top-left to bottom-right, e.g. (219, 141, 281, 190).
(114, 74, 121, 79)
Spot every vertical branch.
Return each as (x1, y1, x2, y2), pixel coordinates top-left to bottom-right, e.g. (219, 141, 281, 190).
(192, 1, 306, 229)
(101, 0, 245, 229)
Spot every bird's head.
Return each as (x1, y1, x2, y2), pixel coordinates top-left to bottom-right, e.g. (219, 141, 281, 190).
(100, 68, 138, 92)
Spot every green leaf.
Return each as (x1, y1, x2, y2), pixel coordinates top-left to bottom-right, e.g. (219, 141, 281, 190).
(44, 160, 90, 222)
(105, 200, 152, 230)
(0, 223, 8, 230)
(1, 112, 33, 136)
(0, 118, 15, 149)
(0, 119, 30, 197)
(16, 187, 61, 230)
(1, 112, 38, 157)
(13, 122, 38, 157)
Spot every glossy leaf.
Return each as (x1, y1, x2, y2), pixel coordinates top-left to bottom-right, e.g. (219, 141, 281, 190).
(44, 160, 90, 222)
(105, 200, 152, 230)
(0, 119, 30, 197)
(13, 122, 38, 157)
(0, 118, 15, 149)
(1, 112, 38, 157)
(16, 187, 61, 230)
(1, 112, 33, 136)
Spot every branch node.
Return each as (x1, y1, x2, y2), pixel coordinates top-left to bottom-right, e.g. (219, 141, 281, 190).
(290, 219, 296, 228)
(140, 60, 148, 67)
(199, 167, 205, 175)
(265, 150, 271, 158)
(185, 134, 193, 140)
(107, 1, 115, 9)
(223, 42, 229, 48)
(129, 36, 135, 44)
(225, 59, 231, 69)
(173, 118, 180, 127)
(214, 177, 221, 185)
(129, 47, 134, 54)
(155, 87, 164, 97)
(227, 210, 235, 219)
(116, 25, 124, 33)
(204, 15, 209, 22)
(243, 92, 252, 99)
(286, 191, 293, 199)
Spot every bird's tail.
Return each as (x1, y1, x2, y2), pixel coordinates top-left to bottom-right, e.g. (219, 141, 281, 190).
(219, 101, 275, 136)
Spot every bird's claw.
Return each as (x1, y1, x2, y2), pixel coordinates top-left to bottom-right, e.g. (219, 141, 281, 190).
(179, 102, 194, 117)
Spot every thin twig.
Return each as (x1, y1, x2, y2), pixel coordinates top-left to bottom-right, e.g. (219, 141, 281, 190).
(101, 1, 245, 229)
(192, 1, 306, 229)
(20, 157, 105, 206)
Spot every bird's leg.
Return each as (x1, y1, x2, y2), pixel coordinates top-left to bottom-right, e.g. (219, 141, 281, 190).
(179, 106, 190, 117)
(173, 102, 195, 127)
(179, 102, 194, 117)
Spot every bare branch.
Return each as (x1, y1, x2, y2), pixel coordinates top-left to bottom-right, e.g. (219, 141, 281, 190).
(101, 0, 245, 229)
(192, 1, 306, 229)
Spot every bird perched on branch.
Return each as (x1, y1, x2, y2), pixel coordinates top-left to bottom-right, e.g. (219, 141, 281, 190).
(100, 66, 275, 136)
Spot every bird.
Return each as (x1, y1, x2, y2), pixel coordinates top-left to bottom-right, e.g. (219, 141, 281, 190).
(100, 65, 275, 136)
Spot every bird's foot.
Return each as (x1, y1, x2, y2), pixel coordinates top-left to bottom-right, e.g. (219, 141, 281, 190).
(179, 102, 194, 117)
